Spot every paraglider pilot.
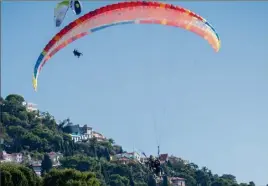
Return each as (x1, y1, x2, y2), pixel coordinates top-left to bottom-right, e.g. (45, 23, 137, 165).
(73, 49, 83, 58)
(146, 155, 162, 177)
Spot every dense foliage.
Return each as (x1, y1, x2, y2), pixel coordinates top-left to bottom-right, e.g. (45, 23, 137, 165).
(0, 94, 262, 186)
(0, 163, 41, 186)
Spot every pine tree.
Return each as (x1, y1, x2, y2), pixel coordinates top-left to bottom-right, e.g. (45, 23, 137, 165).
(104, 148, 110, 161)
(41, 153, 53, 176)
(162, 176, 170, 186)
(148, 175, 157, 186)
(129, 166, 135, 186)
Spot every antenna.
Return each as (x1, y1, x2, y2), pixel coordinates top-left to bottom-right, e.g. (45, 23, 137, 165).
(158, 145, 160, 157)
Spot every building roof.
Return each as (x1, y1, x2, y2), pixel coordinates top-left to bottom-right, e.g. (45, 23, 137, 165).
(64, 124, 81, 134)
(170, 177, 185, 181)
(71, 134, 81, 137)
(92, 131, 105, 138)
(92, 131, 102, 135)
(23, 101, 37, 106)
(82, 124, 92, 129)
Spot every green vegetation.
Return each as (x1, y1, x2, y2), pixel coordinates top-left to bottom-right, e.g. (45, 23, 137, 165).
(0, 163, 41, 186)
(0, 94, 262, 186)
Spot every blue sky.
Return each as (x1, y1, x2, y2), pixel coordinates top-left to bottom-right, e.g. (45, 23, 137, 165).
(2, 1, 268, 185)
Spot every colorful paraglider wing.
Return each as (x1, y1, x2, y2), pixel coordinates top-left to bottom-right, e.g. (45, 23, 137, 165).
(32, 75, 37, 91)
(33, 1, 221, 91)
(70, 0, 82, 15)
(54, 0, 70, 27)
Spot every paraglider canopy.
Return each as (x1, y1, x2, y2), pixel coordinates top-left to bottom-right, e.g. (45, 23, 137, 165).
(33, 1, 221, 92)
(54, 0, 82, 27)
(54, 0, 70, 27)
(70, 0, 82, 15)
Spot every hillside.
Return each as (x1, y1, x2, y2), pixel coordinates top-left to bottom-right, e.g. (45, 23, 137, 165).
(0, 94, 261, 186)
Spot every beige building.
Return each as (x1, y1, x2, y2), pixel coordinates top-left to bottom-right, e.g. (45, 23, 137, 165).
(169, 177, 186, 186)
(92, 131, 106, 142)
(111, 151, 142, 164)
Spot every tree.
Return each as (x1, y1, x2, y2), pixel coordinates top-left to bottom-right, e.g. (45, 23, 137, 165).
(129, 166, 135, 186)
(110, 174, 130, 186)
(113, 145, 123, 154)
(41, 153, 53, 175)
(104, 148, 111, 161)
(0, 93, 260, 186)
(5, 94, 24, 104)
(162, 175, 170, 186)
(220, 174, 237, 183)
(136, 182, 148, 186)
(195, 169, 211, 186)
(89, 137, 98, 158)
(43, 168, 101, 186)
(0, 169, 13, 186)
(148, 175, 156, 186)
(0, 163, 41, 186)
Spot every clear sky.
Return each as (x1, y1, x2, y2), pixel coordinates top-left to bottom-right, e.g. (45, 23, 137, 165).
(2, 1, 268, 185)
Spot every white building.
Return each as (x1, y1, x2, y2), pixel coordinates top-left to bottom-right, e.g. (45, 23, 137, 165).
(48, 152, 62, 166)
(0, 151, 23, 163)
(81, 125, 93, 140)
(169, 177, 186, 186)
(65, 124, 107, 143)
(71, 134, 82, 143)
(0, 151, 12, 162)
(14, 153, 23, 163)
(115, 151, 141, 163)
(69, 125, 93, 142)
(23, 102, 38, 112)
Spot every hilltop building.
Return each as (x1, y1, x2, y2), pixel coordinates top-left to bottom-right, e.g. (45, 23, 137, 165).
(169, 177, 186, 186)
(23, 102, 38, 112)
(63, 124, 93, 142)
(28, 152, 62, 176)
(0, 151, 23, 163)
(92, 131, 106, 142)
(111, 151, 142, 164)
(63, 124, 107, 143)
